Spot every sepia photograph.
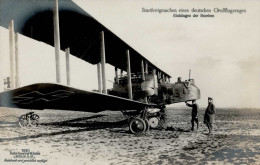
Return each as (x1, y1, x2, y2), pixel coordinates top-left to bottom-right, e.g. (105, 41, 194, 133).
(0, 0, 259, 164)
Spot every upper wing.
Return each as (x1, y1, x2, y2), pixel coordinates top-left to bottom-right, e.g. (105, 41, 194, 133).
(0, 83, 153, 112)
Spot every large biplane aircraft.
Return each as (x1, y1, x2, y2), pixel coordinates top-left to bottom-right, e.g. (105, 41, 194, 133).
(0, 0, 200, 134)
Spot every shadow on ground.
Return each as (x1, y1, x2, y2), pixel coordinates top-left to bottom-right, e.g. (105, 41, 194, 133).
(0, 115, 128, 142)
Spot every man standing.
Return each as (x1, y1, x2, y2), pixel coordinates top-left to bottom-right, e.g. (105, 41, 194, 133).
(185, 100, 199, 131)
(204, 97, 216, 134)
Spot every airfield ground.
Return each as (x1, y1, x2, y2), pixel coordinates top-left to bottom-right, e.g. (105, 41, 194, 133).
(0, 107, 260, 165)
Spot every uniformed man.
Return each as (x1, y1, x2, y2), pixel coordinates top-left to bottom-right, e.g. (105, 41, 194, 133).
(185, 100, 199, 131)
(158, 105, 176, 131)
(158, 105, 167, 129)
(204, 97, 216, 134)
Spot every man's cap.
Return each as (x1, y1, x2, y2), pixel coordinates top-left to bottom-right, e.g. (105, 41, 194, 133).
(208, 97, 213, 100)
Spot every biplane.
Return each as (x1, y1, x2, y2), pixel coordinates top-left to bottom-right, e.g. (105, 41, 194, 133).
(0, 0, 200, 134)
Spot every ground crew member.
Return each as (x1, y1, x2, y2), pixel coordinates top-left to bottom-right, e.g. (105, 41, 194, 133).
(158, 105, 167, 129)
(185, 100, 199, 131)
(204, 97, 216, 134)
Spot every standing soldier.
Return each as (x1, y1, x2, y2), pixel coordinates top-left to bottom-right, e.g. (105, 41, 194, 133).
(204, 97, 216, 134)
(185, 100, 199, 131)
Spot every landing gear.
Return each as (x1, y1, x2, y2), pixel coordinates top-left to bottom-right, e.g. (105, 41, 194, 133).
(129, 117, 146, 134)
(122, 105, 166, 134)
(146, 107, 162, 129)
(30, 113, 40, 127)
(124, 107, 150, 134)
(18, 115, 29, 127)
(144, 119, 150, 131)
(148, 117, 160, 128)
(18, 112, 40, 128)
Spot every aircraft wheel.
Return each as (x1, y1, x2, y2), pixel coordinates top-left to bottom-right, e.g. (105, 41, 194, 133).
(19, 115, 29, 128)
(30, 114, 40, 127)
(148, 117, 160, 128)
(129, 117, 146, 134)
(144, 119, 150, 132)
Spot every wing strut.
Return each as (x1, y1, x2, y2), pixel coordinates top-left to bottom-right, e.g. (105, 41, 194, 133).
(9, 20, 15, 89)
(126, 50, 133, 100)
(97, 63, 102, 93)
(65, 47, 71, 86)
(53, 0, 61, 83)
(141, 60, 145, 81)
(100, 31, 107, 94)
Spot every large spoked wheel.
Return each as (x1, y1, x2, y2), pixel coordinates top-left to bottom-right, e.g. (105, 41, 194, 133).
(19, 115, 29, 128)
(148, 117, 160, 128)
(30, 114, 40, 127)
(129, 117, 146, 134)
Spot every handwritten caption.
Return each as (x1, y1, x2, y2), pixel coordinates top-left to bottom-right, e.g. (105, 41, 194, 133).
(142, 8, 246, 18)
(4, 149, 47, 163)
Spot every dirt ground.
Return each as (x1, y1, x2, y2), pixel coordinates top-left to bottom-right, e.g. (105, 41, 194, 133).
(0, 107, 260, 165)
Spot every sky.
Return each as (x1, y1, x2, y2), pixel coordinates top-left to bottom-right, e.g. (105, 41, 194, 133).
(0, 0, 259, 108)
(72, 0, 260, 108)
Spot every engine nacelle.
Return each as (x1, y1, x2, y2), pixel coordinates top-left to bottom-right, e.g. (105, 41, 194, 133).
(153, 78, 200, 104)
(108, 74, 200, 105)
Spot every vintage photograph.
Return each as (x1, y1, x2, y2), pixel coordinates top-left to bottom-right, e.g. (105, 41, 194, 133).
(0, 0, 259, 164)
